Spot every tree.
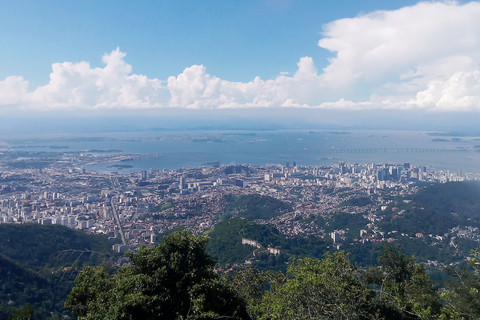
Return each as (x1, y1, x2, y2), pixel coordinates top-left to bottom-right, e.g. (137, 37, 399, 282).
(253, 252, 379, 320)
(65, 230, 250, 320)
(8, 305, 34, 320)
(365, 244, 441, 320)
(440, 248, 480, 320)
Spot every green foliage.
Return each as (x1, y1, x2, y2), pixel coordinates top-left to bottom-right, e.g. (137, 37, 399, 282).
(373, 181, 480, 265)
(255, 252, 379, 320)
(413, 182, 480, 222)
(439, 248, 480, 319)
(7, 305, 33, 320)
(225, 195, 292, 220)
(66, 231, 250, 320)
(206, 218, 331, 269)
(0, 255, 49, 319)
(319, 211, 370, 243)
(206, 218, 287, 266)
(152, 202, 173, 212)
(0, 224, 114, 270)
(365, 244, 442, 319)
(234, 246, 462, 320)
(231, 267, 285, 317)
(0, 224, 116, 319)
(379, 181, 480, 236)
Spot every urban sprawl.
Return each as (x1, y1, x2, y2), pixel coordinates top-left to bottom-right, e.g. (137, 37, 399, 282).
(1, 155, 479, 258)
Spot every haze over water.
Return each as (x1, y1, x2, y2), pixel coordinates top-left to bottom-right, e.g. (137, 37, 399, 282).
(5, 129, 479, 174)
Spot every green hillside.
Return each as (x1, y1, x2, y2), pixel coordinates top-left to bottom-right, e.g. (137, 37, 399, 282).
(374, 181, 480, 263)
(205, 217, 329, 270)
(208, 181, 480, 269)
(0, 223, 115, 271)
(205, 218, 287, 266)
(0, 254, 50, 319)
(0, 224, 118, 319)
(224, 194, 292, 220)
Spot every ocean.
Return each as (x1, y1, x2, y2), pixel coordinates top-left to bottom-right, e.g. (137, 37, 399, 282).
(3, 130, 480, 173)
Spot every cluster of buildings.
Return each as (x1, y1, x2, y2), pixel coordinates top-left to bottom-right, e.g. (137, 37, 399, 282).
(1, 155, 479, 256)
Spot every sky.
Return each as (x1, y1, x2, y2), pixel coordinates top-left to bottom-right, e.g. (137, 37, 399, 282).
(1, 0, 480, 130)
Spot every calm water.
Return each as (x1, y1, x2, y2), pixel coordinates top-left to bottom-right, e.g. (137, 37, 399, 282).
(3, 130, 480, 173)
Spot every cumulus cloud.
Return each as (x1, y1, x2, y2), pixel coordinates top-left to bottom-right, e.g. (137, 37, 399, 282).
(0, 76, 29, 105)
(317, 1, 480, 110)
(25, 48, 169, 109)
(413, 70, 480, 111)
(2, 1, 480, 111)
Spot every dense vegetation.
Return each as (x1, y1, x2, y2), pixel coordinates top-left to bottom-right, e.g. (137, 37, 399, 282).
(206, 217, 343, 271)
(224, 194, 292, 220)
(374, 181, 480, 264)
(0, 224, 114, 270)
(205, 218, 288, 267)
(0, 255, 50, 319)
(378, 181, 480, 236)
(340, 196, 372, 207)
(64, 231, 480, 320)
(0, 224, 116, 319)
(66, 231, 250, 320)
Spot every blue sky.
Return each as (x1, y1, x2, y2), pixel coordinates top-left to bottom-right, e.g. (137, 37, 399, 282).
(1, 0, 421, 85)
(1, 0, 480, 119)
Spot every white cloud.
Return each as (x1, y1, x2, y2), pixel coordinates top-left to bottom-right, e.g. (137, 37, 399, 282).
(0, 76, 28, 105)
(317, 0, 480, 110)
(413, 70, 480, 111)
(25, 48, 169, 109)
(2, 2, 480, 112)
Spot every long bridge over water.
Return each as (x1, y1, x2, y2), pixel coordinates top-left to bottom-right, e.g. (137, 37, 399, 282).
(325, 148, 468, 154)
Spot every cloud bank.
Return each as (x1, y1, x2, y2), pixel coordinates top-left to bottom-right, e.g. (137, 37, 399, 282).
(2, 1, 480, 112)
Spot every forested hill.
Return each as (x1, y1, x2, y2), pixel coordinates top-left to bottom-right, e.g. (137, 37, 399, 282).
(374, 181, 480, 262)
(223, 194, 292, 220)
(0, 254, 50, 319)
(207, 181, 480, 269)
(205, 217, 329, 269)
(413, 181, 480, 223)
(0, 224, 117, 319)
(0, 223, 115, 270)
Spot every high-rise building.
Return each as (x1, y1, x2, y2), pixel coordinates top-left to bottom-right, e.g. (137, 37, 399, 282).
(331, 231, 340, 243)
(179, 176, 186, 189)
(235, 179, 246, 188)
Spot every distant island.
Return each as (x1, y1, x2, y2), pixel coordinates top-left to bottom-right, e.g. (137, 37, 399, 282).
(87, 149, 123, 153)
(428, 131, 480, 137)
(432, 138, 463, 142)
(106, 164, 133, 169)
(323, 131, 351, 134)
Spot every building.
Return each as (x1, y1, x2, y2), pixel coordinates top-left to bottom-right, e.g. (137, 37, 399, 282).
(331, 231, 340, 243)
(150, 233, 157, 244)
(268, 247, 281, 255)
(242, 238, 261, 248)
(235, 179, 246, 188)
(179, 176, 186, 189)
(112, 244, 129, 253)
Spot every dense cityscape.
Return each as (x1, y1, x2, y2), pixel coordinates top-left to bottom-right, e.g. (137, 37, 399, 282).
(1, 151, 479, 259)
